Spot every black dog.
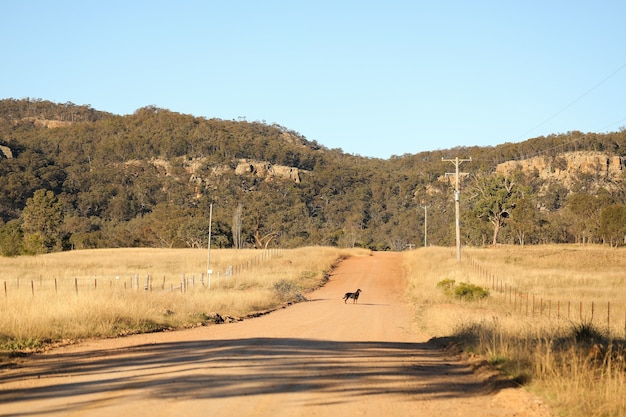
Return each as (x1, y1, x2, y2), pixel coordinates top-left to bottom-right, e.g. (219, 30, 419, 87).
(343, 289, 362, 303)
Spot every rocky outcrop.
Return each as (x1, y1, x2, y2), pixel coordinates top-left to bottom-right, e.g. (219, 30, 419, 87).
(234, 159, 301, 183)
(495, 151, 625, 197)
(0, 145, 12, 159)
(496, 151, 624, 183)
(14, 118, 74, 128)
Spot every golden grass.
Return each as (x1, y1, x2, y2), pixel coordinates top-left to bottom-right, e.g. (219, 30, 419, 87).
(0, 246, 369, 349)
(4, 243, 625, 415)
(404, 244, 626, 417)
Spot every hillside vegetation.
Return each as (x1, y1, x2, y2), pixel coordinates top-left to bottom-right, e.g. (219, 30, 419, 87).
(1, 98, 625, 255)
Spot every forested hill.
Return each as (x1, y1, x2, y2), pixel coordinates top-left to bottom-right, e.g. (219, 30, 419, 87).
(1, 98, 625, 255)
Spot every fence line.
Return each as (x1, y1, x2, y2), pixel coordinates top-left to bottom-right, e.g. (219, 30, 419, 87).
(465, 254, 626, 338)
(2, 248, 284, 298)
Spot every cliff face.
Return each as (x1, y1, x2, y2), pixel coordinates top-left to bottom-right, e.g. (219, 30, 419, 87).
(234, 159, 301, 183)
(496, 151, 625, 191)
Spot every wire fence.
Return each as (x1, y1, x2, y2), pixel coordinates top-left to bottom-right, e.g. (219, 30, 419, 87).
(465, 254, 626, 338)
(2, 248, 283, 298)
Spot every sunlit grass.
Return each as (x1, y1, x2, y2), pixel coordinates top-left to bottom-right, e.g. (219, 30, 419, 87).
(404, 244, 626, 417)
(0, 246, 368, 350)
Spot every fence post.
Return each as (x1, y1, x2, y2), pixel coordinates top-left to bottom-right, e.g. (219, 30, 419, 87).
(31, 280, 34, 297)
(591, 301, 595, 322)
(526, 292, 529, 316)
(3, 281, 6, 298)
(75, 278, 78, 295)
(548, 300, 551, 319)
(579, 301, 582, 321)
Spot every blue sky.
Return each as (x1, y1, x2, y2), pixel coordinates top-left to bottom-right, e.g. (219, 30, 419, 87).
(2, 1, 625, 159)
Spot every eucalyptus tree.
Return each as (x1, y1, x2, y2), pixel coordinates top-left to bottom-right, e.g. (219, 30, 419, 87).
(469, 173, 524, 245)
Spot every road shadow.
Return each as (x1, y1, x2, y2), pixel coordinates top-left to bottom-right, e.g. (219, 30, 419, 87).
(0, 337, 517, 415)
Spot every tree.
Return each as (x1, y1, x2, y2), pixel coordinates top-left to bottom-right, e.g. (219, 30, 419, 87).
(566, 193, 612, 244)
(469, 174, 523, 245)
(0, 220, 23, 256)
(20, 189, 64, 253)
(508, 197, 539, 246)
(232, 203, 243, 249)
(599, 204, 626, 247)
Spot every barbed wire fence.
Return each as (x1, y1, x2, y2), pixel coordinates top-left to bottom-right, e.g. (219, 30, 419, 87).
(464, 254, 626, 339)
(2, 248, 284, 297)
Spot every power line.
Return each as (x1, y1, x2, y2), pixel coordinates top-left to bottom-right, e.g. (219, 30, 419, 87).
(515, 62, 626, 141)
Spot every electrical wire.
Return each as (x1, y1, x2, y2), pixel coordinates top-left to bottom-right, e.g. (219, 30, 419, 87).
(514, 62, 626, 142)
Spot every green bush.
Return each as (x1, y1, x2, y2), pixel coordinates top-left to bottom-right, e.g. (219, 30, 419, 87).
(454, 282, 489, 301)
(436, 278, 456, 296)
(437, 279, 489, 301)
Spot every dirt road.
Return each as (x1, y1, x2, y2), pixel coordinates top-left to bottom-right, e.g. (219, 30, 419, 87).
(0, 252, 550, 417)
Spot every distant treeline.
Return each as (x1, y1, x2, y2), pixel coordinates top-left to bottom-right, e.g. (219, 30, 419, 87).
(0, 98, 625, 255)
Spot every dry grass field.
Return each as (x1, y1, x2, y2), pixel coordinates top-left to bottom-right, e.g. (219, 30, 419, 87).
(0, 247, 369, 350)
(404, 244, 626, 417)
(2, 244, 625, 416)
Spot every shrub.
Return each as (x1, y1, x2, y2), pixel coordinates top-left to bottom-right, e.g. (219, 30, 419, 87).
(273, 279, 305, 302)
(436, 278, 456, 296)
(454, 282, 489, 301)
(436, 279, 489, 301)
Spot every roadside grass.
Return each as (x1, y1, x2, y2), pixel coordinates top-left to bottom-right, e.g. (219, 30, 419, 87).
(404, 245, 626, 417)
(0, 246, 367, 356)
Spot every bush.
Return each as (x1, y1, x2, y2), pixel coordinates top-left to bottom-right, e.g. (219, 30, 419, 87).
(436, 279, 489, 301)
(273, 279, 305, 302)
(436, 278, 456, 296)
(454, 282, 489, 301)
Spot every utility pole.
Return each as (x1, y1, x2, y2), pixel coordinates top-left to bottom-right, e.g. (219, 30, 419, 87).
(420, 204, 430, 247)
(207, 203, 213, 288)
(442, 157, 471, 262)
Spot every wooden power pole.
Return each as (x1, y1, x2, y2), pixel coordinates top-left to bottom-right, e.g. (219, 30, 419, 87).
(442, 157, 471, 262)
(420, 204, 430, 247)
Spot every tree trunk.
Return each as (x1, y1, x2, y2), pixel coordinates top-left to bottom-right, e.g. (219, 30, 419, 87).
(492, 220, 500, 245)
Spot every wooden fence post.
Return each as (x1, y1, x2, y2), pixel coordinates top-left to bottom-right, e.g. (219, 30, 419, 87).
(580, 301, 582, 321)
(591, 301, 595, 322)
(75, 278, 78, 295)
(548, 300, 551, 319)
(526, 292, 529, 316)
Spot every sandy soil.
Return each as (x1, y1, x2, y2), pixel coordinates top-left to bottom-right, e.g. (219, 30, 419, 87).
(0, 252, 551, 417)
